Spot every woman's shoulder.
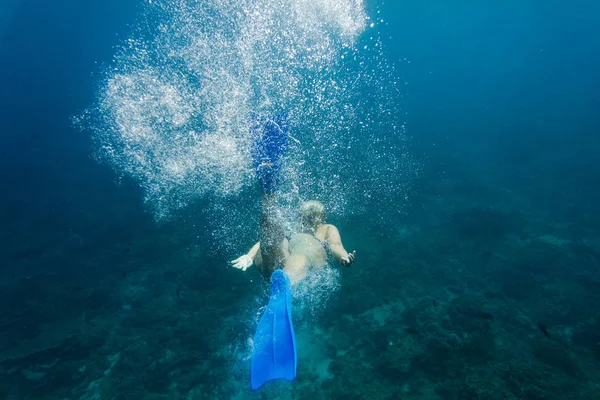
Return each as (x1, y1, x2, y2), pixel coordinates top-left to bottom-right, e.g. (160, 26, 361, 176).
(317, 223, 334, 230)
(313, 224, 328, 239)
(316, 224, 337, 236)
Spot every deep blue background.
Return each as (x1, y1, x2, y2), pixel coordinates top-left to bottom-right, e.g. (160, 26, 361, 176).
(1, 0, 143, 263)
(383, 0, 600, 228)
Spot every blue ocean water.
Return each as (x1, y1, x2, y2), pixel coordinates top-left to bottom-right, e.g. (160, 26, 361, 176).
(1, 0, 599, 398)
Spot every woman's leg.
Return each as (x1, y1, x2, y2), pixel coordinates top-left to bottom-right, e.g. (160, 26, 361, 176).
(259, 193, 287, 273)
(252, 113, 290, 273)
(283, 254, 310, 286)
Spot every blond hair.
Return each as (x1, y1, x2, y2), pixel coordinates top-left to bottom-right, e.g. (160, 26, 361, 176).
(300, 200, 326, 232)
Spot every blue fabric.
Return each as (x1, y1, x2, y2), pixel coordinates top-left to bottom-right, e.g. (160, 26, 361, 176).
(250, 269, 297, 390)
(250, 113, 289, 193)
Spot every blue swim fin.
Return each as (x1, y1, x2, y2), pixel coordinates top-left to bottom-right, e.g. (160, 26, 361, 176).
(250, 113, 289, 193)
(251, 269, 297, 390)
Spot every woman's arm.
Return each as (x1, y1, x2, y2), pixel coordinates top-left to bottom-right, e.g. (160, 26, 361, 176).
(247, 241, 260, 260)
(325, 225, 356, 266)
(231, 242, 260, 271)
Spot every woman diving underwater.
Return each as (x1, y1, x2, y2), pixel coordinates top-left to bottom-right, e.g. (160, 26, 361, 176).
(231, 113, 355, 390)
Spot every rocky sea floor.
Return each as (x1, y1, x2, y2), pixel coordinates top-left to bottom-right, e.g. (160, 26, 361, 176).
(1, 159, 599, 400)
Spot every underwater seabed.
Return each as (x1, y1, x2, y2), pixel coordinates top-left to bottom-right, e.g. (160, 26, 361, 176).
(1, 160, 600, 400)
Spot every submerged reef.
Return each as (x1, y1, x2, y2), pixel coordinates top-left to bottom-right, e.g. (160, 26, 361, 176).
(2, 159, 599, 400)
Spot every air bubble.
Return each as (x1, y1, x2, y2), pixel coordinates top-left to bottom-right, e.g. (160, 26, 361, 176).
(83, 0, 417, 248)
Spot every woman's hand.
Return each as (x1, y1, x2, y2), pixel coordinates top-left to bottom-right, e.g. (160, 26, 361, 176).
(341, 250, 356, 267)
(231, 254, 253, 271)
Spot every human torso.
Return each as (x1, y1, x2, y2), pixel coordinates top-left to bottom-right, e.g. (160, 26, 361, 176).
(289, 224, 330, 264)
(288, 233, 327, 265)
